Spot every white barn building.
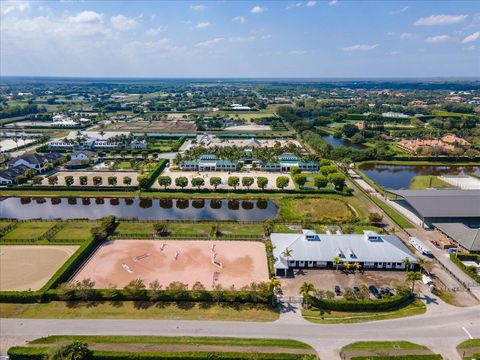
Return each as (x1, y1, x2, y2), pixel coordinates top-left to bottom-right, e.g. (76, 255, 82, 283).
(271, 230, 417, 276)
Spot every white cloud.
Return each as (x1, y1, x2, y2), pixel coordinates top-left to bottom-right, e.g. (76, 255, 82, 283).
(389, 6, 409, 15)
(463, 45, 476, 51)
(250, 6, 267, 14)
(388, 50, 401, 55)
(195, 37, 225, 48)
(341, 44, 378, 51)
(462, 31, 480, 44)
(195, 21, 212, 29)
(306, 1, 317, 7)
(1, 0, 30, 15)
(399, 32, 416, 40)
(68, 11, 103, 24)
(145, 26, 167, 36)
(229, 36, 256, 43)
(286, 2, 303, 10)
(260, 34, 272, 40)
(110, 14, 138, 31)
(288, 49, 307, 55)
(424, 35, 450, 43)
(414, 14, 467, 26)
(328, 0, 338, 6)
(232, 16, 246, 24)
(190, 5, 205, 11)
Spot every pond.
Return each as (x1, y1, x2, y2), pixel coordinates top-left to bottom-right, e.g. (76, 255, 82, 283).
(0, 197, 278, 221)
(322, 135, 366, 150)
(358, 163, 480, 190)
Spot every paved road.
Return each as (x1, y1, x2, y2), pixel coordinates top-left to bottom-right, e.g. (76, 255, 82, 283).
(1, 298, 479, 360)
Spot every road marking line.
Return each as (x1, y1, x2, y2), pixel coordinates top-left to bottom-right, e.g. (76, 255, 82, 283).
(462, 326, 473, 339)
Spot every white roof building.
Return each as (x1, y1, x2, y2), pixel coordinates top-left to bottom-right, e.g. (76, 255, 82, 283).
(271, 230, 417, 275)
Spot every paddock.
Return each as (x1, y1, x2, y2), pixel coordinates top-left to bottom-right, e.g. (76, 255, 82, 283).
(71, 240, 269, 290)
(40, 171, 139, 187)
(0, 245, 79, 291)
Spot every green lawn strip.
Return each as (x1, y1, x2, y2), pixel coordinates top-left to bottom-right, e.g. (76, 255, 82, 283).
(30, 335, 312, 349)
(0, 220, 15, 231)
(457, 339, 480, 349)
(8, 347, 312, 360)
(169, 223, 213, 236)
(369, 196, 414, 229)
(409, 176, 451, 190)
(115, 221, 155, 235)
(350, 356, 442, 360)
(302, 300, 426, 324)
(1, 221, 58, 241)
(0, 301, 279, 322)
(273, 224, 301, 233)
(51, 221, 98, 241)
(343, 342, 428, 351)
(217, 223, 264, 236)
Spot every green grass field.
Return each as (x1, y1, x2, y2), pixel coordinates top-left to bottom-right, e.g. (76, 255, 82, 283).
(1, 221, 58, 241)
(30, 335, 312, 349)
(0, 220, 15, 232)
(115, 221, 154, 235)
(369, 196, 414, 229)
(280, 197, 353, 222)
(409, 176, 451, 190)
(302, 300, 426, 324)
(0, 301, 279, 322)
(51, 221, 98, 241)
(343, 342, 428, 351)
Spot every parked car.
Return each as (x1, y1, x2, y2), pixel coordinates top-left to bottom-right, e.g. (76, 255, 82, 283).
(353, 286, 360, 294)
(334, 285, 341, 296)
(380, 287, 393, 297)
(369, 285, 381, 299)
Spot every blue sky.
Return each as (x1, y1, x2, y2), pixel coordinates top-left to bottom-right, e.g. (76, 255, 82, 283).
(1, 0, 479, 78)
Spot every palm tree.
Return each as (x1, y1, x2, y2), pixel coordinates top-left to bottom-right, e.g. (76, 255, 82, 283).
(344, 261, 351, 272)
(333, 256, 342, 271)
(417, 258, 426, 273)
(406, 271, 422, 296)
(267, 277, 281, 292)
(299, 282, 316, 308)
(402, 257, 412, 271)
(282, 248, 293, 263)
(353, 262, 362, 272)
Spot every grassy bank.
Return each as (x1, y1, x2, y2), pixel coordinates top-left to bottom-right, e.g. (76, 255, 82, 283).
(342, 342, 428, 351)
(0, 301, 279, 321)
(369, 196, 414, 229)
(409, 176, 450, 190)
(302, 299, 425, 324)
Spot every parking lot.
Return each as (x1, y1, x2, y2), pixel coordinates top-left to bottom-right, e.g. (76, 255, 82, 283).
(279, 269, 423, 297)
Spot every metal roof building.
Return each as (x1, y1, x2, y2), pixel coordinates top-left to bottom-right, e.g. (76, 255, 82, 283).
(433, 223, 480, 252)
(271, 230, 417, 276)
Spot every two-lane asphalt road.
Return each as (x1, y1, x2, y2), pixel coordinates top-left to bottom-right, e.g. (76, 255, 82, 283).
(1, 299, 479, 360)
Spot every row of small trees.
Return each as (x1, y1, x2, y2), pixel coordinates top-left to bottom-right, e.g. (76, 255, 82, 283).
(157, 175, 291, 190)
(290, 164, 346, 190)
(47, 175, 133, 186)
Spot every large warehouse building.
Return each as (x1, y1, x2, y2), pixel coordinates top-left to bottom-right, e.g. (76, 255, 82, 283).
(391, 190, 480, 252)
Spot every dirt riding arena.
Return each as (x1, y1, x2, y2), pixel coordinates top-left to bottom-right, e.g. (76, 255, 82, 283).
(104, 120, 196, 132)
(0, 245, 78, 291)
(71, 240, 269, 290)
(41, 171, 139, 187)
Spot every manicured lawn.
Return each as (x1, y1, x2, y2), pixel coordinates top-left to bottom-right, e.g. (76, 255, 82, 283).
(273, 224, 301, 233)
(217, 223, 264, 236)
(1, 221, 58, 241)
(30, 335, 312, 349)
(0, 301, 279, 321)
(168, 222, 213, 236)
(409, 176, 450, 190)
(302, 300, 426, 324)
(115, 221, 154, 235)
(51, 221, 98, 241)
(458, 339, 480, 349)
(343, 342, 428, 351)
(350, 356, 442, 359)
(0, 220, 15, 232)
(280, 197, 354, 222)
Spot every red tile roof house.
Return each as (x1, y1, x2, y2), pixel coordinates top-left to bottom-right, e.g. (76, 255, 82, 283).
(397, 134, 469, 154)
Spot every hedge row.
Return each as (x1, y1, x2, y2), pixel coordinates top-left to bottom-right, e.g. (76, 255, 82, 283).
(7, 347, 310, 360)
(40, 234, 99, 292)
(450, 253, 480, 283)
(306, 293, 413, 311)
(350, 356, 442, 360)
(139, 159, 167, 189)
(143, 186, 350, 195)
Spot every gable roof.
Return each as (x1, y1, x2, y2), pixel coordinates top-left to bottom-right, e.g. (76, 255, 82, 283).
(433, 222, 480, 252)
(391, 190, 480, 218)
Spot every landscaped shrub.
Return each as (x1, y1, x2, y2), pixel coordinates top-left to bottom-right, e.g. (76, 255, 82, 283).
(450, 253, 480, 282)
(306, 293, 413, 312)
